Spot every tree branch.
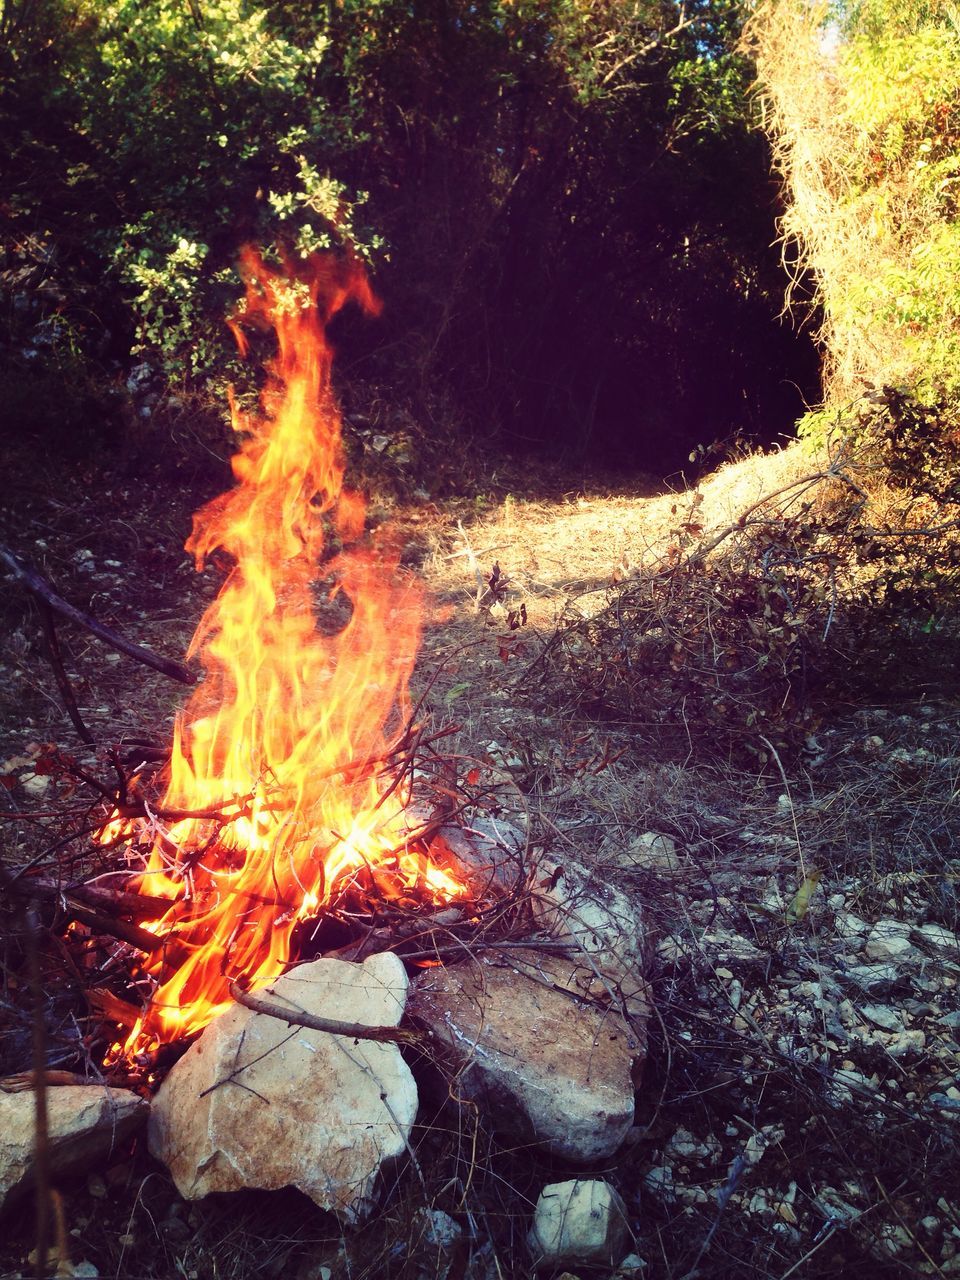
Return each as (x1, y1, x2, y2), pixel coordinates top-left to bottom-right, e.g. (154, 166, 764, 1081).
(0, 543, 195, 685)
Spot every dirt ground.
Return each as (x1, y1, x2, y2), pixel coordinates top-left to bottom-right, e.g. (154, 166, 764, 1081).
(1, 428, 958, 1280)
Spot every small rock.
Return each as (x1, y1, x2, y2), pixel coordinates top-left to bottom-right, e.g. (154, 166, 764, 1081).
(741, 1124, 784, 1168)
(701, 932, 764, 965)
(613, 1254, 647, 1275)
(532, 857, 650, 1016)
(0, 1086, 147, 1213)
(835, 912, 870, 940)
(859, 1005, 904, 1032)
(831, 1068, 879, 1103)
(840, 963, 903, 994)
(527, 1180, 630, 1270)
(664, 1128, 719, 1163)
(746, 1188, 773, 1217)
(411, 1208, 463, 1279)
(885, 1029, 925, 1058)
(865, 921, 915, 962)
(643, 1166, 675, 1201)
(917, 923, 960, 957)
(617, 832, 679, 872)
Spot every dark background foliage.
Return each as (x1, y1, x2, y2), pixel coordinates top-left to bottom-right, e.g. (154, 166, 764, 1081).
(0, 0, 819, 473)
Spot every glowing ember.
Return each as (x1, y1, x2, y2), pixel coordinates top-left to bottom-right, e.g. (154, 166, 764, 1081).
(102, 249, 463, 1062)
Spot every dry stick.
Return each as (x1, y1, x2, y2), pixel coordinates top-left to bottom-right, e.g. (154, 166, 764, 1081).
(25, 905, 50, 1280)
(60, 901, 165, 953)
(227, 979, 421, 1045)
(36, 601, 94, 744)
(0, 542, 195, 685)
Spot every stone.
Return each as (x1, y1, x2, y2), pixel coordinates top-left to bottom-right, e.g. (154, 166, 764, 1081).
(663, 1127, 720, 1163)
(410, 1208, 463, 1280)
(859, 1005, 904, 1032)
(413, 1207, 462, 1251)
(423, 816, 526, 895)
(834, 912, 870, 940)
(148, 952, 417, 1222)
(642, 1167, 675, 1201)
(615, 1253, 648, 1275)
(531, 856, 650, 1017)
(0, 1085, 147, 1213)
(884, 1029, 926, 1058)
(917, 923, 960, 957)
(865, 921, 915, 962)
(410, 950, 645, 1162)
(839, 963, 903, 994)
(616, 832, 679, 872)
(527, 1179, 630, 1270)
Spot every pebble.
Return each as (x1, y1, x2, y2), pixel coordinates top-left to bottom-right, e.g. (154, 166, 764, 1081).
(527, 1180, 630, 1270)
(840, 963, 903, 993)
(865, 921, 915, 962)
(885, 1030, 925, 1058)
(618, 831, 680, 871)
(918, 923, 960, 956)
(859, 1004, 904, 1032)
(664, 1128, 719, 1163)
(643, 1166, 675, 1200)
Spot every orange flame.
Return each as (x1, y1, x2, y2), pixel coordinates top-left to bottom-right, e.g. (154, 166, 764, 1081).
(105, 249, 462, 1061)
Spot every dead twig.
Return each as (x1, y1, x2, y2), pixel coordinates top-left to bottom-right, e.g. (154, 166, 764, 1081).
(227, 979, 422, 1045)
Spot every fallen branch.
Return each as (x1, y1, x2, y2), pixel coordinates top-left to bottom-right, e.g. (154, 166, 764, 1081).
(0, 542, 195, 685)
(228, 979, 421, 1045)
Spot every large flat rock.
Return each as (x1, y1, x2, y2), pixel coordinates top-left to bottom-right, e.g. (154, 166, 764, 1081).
(0, 1085, 147, 1213)
(149, 952, 417, 1222)
(410, 949, 646, 1162)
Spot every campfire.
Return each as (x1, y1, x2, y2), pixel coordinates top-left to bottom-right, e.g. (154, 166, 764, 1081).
(97, 249, 470, 1066)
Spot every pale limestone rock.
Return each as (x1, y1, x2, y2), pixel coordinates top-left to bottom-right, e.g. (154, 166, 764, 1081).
(149, 952, 417, 1222)
(410, 950, 645, 1162)
(617, 832, 679, 872)
(531, 856, 650, 1018)
(865, 921, 915, 962)
(859, 1005, 904, 1032)
(410, 1208, 463, 1280)
(425, 815, 526, 894)
(0, 1086, 147, 1213)
(917, 923, 960, 957)
(527, 1179, 631, 1269)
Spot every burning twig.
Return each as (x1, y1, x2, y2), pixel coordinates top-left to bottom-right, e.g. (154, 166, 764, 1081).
(1, 872, 167, 952)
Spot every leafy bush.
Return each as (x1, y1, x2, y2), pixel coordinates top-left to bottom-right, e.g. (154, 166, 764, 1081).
(748, 0, 960, 418)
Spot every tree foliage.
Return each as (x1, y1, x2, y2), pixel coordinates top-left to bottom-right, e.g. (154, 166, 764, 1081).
(1, 0, 813, 465)
(749, 0, 960, 432)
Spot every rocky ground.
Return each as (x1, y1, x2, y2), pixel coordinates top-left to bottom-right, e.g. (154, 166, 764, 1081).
(0, 428, 958, 1279)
